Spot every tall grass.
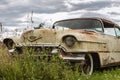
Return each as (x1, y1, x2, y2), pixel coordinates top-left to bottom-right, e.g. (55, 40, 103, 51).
(0, 47, 120, 80)
(0, 48, 81, 80)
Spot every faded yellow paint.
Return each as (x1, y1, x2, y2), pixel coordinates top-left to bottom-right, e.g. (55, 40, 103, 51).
(3, 18, 120, 68)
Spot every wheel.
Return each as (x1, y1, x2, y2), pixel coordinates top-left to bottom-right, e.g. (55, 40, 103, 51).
(82, 54, 94, 75)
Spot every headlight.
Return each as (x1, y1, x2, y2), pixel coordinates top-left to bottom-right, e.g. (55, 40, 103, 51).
(64, 36, 76, 47)
(3, 39, 14, 49)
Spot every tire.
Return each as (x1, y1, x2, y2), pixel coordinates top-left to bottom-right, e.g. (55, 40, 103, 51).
(82, 54, 94, 75)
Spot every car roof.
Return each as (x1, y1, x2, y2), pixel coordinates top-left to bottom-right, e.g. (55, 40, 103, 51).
(54, 17, 120, 27)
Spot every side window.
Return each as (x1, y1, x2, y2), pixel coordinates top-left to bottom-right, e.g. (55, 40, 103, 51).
(115, 26, 120, 37)
(103, 21, 116, 36)
(104, 28, 116, 36)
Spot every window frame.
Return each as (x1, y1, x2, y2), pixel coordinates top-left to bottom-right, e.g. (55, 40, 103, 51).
(102, 20, 117, 37)
(53, 18, 104, 33)
(114, 25, 120, 38)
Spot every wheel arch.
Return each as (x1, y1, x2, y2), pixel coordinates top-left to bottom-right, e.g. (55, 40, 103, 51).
(90, 53, 101, 69)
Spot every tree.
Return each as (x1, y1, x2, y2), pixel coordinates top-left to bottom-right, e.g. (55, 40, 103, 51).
(34, 22, 45, 29)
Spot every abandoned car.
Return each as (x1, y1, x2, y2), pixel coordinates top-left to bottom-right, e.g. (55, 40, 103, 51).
(3, 18, 120, 75)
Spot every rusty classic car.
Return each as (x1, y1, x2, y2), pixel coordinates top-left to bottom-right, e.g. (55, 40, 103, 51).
(3, 18, 120, 75)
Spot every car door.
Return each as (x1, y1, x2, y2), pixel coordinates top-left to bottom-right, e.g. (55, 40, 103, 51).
(108, 25, 120, 64)
(114, 25, 120, 52)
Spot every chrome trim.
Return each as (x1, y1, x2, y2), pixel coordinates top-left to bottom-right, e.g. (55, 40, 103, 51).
(62, 56, 85, 60)
(51, 49, 59, 54)
(9, 49, 15, 53)
(16, 44, 59, 47)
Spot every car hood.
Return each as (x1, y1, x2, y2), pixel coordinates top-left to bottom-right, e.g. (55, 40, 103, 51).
(19, 29, 105, 46)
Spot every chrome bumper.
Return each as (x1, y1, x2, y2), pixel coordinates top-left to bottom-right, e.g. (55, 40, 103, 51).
(62, 56, 85, 60)
(9, 49, 15, 53)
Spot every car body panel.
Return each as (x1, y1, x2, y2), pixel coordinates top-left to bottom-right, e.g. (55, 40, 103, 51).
(3, 17, 120, 67)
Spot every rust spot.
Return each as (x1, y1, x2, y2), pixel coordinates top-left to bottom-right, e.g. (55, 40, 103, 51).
(79, 30, 94, 35)
(104, 61, 120, 67)
(71, 30, 97, 38)
(24, 30, 33, 35)
(41, 29, 47, 33)
(66, 30, 96, 35)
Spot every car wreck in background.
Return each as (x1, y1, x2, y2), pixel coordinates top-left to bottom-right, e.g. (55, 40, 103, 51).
(3, 18, 120, 75)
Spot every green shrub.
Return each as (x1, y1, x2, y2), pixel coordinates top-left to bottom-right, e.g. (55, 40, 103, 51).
(0, 48, 120, 80)
(0, 49, 82, 80)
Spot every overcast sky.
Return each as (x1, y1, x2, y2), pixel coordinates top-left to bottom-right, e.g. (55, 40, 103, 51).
(0, 0, 120, 30)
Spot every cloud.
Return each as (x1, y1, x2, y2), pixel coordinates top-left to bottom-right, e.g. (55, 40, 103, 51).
(108, 12, 120, 15)
(0, 0, 120, 30)
(65, 0, 120, 11)
(0, 0, 68, 27)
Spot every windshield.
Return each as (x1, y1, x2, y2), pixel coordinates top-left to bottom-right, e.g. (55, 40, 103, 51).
(54, 19, 103, 32)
